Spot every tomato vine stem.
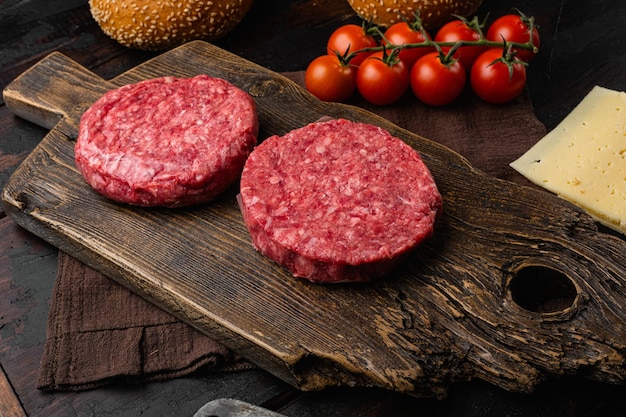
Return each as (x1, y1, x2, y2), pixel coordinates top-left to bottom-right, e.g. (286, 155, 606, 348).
(342, 11, 539, 66)
(346, 38, 538, 65)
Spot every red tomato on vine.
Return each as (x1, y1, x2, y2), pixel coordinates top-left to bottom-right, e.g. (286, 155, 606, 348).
(470, 48, 527, 104)
(327, 24, 377, 66)
(356, 50, 409, 106)
(410, 51, 466, 106)
(305, 54, 357, 102)
(382, 22, 434, 68)
(435, 18, 487, 70)
(486, 13, 540, 62)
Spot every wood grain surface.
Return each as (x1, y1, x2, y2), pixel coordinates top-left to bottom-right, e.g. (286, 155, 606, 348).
(0, 364, 27, 417)
(3, 41, 626, 398)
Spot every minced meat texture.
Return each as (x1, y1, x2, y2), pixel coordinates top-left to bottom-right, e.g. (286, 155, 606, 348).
(239, 118, 442, 283)
(75, 75, 258, 207)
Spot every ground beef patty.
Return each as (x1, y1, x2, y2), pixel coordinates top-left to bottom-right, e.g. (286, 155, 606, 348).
(239, 118, 442, 283)
(75, 75, 258, 207)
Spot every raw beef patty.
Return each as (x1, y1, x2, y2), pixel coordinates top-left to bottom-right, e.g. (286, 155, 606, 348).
(75, 75, 258, 207)
(239, 118, 442, 283)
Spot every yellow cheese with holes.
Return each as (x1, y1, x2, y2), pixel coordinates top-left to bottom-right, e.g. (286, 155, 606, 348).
(510, 86, 626, 234)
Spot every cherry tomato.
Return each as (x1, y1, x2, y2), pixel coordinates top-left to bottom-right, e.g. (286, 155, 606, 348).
(486, 14, 540, 62)
(327, 24, 377, 66)
(305, 54, 357, 102)
(383, 22, 434, 68)
(470, 48, 527, 104)
(356, 51, 410, 106)
(435, 19, 487, 70)
(410, 52, 466, 106)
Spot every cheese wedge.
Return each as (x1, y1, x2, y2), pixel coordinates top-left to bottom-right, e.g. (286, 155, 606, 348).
(510, 86, 626, 234)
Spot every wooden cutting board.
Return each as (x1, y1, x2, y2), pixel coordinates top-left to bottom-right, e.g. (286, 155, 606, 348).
(3, 41, 626, 398)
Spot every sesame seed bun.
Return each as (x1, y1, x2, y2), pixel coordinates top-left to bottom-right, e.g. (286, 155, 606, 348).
(89, 0, 254, 50)
(347, 0, 483, 29)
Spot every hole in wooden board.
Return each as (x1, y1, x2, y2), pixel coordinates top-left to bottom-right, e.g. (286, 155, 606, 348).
(509, 265, 577, 313)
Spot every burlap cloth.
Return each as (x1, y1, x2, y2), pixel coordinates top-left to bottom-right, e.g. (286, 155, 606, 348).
(37, 71, 546, 391)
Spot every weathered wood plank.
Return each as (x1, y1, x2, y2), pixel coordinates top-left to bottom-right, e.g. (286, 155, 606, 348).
(0, 365, 27, 417)
(2, 42, 626, 398)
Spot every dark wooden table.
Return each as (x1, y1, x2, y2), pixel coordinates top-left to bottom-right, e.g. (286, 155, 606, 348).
(2, 0, 626, 416)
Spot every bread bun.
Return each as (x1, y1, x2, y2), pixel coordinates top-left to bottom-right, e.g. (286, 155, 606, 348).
(89, 0, 254, 50)
(346, 0, 483, 29)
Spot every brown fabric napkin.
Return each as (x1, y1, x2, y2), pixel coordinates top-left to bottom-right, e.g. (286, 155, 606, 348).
(37, 71, 546, 391)
(37, 251, 252, 391)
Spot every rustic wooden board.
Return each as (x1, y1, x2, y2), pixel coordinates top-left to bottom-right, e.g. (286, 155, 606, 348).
(3, 41, 626, 398)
